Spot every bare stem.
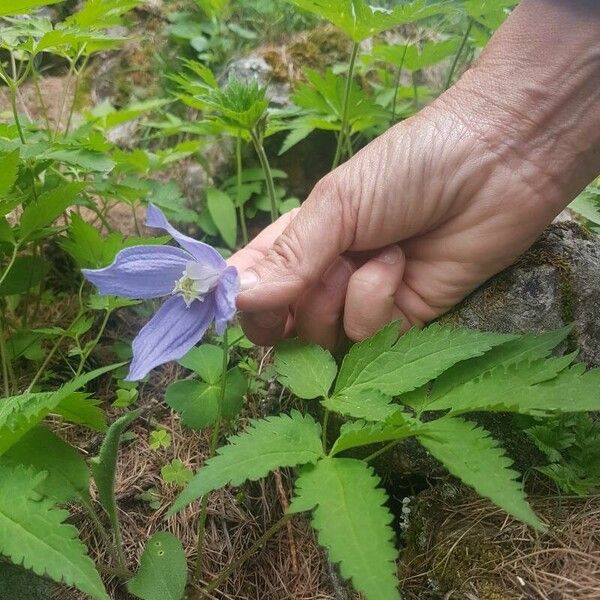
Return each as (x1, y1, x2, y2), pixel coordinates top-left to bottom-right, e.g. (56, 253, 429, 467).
(444, 17, 473, 90)
(236, 134, 248, 245)
(250, 130, 278, 223)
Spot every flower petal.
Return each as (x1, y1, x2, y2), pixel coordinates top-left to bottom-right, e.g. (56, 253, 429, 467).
(126, 295, 215, 381)
(214, 266, 239, 335)
(82, 245, 190, 299)
(145, 204, 225, 270)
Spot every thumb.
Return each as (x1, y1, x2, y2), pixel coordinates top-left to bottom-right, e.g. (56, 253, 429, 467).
(236, 174, 352, 313)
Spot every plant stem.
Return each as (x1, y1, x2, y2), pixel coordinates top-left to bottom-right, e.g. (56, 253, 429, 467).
(26, 331, 68, 393)
(0, 320, 10, 397)
(332, 41, 359, 169)
(365, 439, 403, 463)
(0, 244, 19, 289)
(250, 130, 278, 223)
(200, 514, 292, 597)
(32, 65, 52, 134)
(444, 17, 473, 91)
(194, 330, 229, 581)
(81, 496, 123, 567)
(236, 134, 248, 245)
(391, 43, 408, 124)
(75, 309, 111, 377)
(65, 54, 89, 135)
(322, 408, 330, 453)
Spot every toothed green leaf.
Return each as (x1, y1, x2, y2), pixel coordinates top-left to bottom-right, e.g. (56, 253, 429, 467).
(290, 457, 400, 600)
(322, 387, 397, 421)
(170, 411, 323, 514)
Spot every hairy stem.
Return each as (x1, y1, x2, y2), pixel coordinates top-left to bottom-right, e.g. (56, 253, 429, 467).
(332, 41, 359, 169)
(250, 130, 278, 223)
(444, 17, 473, 90)
(194, 330, 229, 581)
(200, 514, 292, 597)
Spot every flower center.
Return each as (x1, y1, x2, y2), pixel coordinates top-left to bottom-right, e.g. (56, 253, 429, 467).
(173, 261, 220, 307)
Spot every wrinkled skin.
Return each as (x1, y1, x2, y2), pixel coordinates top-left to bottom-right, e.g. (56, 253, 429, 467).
(230, 0, 600, 349)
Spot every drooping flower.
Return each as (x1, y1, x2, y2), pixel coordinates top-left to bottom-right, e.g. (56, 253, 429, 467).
(82, 204, 239, 381)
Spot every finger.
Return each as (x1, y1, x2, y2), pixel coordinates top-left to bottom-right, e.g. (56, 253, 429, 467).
(240, 307, 289, 346)
(236, 174, 353, 313)
(294, 257, 354, 351)
(343, 245, 407, 341)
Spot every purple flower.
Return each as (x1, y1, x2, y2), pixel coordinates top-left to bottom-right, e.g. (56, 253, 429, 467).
(82, 204, 239, 381)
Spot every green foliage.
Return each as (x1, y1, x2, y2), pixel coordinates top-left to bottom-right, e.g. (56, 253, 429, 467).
(418, 417, 543, 529)
(170, 411, 323, 514)
(527, 414, 600, 495)
(161, 459, 193, 487)
(127, 532, 187, 600)
(287, 0, 448, 42)
(0, 463, 108, 600)
(290, 457, 399, 600)
(206, 187, 237, 248)
(2, 426, 89, 504)
(322, 387, 396, 421)
(0, 0, 65, 17)
(149, 429, 172, 450)
(569, 178, 600, 231)
(274, 339, 337, 399)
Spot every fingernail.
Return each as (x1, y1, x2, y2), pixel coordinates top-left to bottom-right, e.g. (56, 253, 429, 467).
(376, 245, 402, 265)
(322, 259, 352, 290)
(247, 311, 282, 329)
(239, 270, 259, 291)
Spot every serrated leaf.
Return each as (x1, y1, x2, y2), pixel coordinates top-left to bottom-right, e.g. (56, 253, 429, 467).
(178, 344, 224, 384)
(1, 426, 89, 504)
(274, 339, 337, 399)
(337, 324, 514, 396)
(127, 532, 187, 600)
(90, 410, 141, 536)
(429, 326, 572, 401)
(0, 463, 109, 600)
(289, 457, 399, 600)
(0, 0, 64, 17)
(323, 387, 397, 421)
(170, 411, 323, 514)
(0, 364, 122, 456)
(330, 415, 419, 456)
(19, 182, 84, 242)
(206, 188, 237, 248)
(418, 418, 544, 530)
(55, 392, 107, 432)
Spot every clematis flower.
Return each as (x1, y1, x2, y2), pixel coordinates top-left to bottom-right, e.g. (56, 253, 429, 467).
(82, 204, 239, 381)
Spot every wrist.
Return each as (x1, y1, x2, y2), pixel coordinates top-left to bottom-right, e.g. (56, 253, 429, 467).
(435, 0, 600, 212)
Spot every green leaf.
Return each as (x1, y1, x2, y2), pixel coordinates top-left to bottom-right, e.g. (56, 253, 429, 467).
(149, 429, 172, 450)
(288, 0, 448, 42)
(90, 410, 141, 535)
(429, 326, 572, 401)
(322, 387, 397, 421)
(161, 459, 193, 486)
(424, 360, 600, 416)
(178, 344, 224, 384)
(274, 339, 337, 399)
(54, 392, 107, 432)
(330, 416, 419, 456)
(0, 463, 109, 600)
(418, 418, 544, 530)
(127, 532, 187, 600)
(41, 148, 115, 172)
(336, 324, 514, 396)
(206, 188, 237, 248)
(170, 411, 323, 514)
(289, 457, 399, 600)
(0, 364, 123, 456)
(0, 0, 64, 17)
(0, 150, 20, 195)
(0, 217, 14, 244)
(18, 182, 84, 243)
(0, 256, 49, 297)
(2, 426, 89, 504)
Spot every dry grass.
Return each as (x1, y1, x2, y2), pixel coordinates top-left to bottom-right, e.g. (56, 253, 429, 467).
(399, 487, 600, 600)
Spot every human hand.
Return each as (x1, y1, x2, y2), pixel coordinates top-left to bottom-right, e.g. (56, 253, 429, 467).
(229, 0, 600, 349)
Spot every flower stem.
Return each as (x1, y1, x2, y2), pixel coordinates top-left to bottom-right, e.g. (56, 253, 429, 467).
(444, 17, 473, 91)
(411, 72, 419, 111)
(199, 514, 292, 597)
(75, 309, 111, 377)
(193, 330, 229, 581)
(332, 41, 359, 169)
(250, 130, 278, 223)
(365, 439, 403, 463)
(236, 134, 249, 245)
(322, 408, 330, 453)
(0, 244, 19, 290)
(0, 320, 11, 397)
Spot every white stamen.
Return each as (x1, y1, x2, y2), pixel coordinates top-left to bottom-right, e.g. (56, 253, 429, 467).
(172, 261, 220, 307)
